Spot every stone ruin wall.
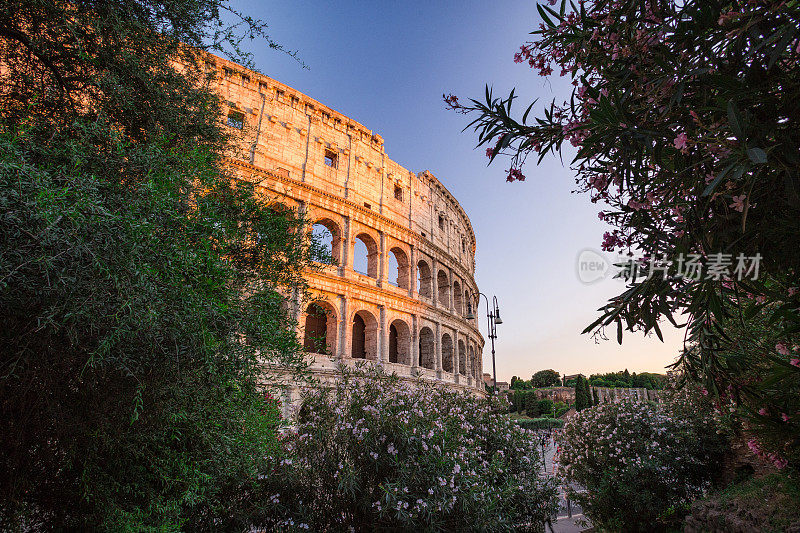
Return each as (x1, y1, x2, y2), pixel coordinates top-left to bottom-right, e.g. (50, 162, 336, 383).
(528, 386, 661, 405)
(203, 53, 486, 413)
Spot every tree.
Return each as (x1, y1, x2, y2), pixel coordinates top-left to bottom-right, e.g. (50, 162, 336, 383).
(537, 398, 555, 417)
(583, 378, 593, 408)
(574, 375, 588, 411)
(448, 0, 800, 466)
(525, 391, 540, 416)
(531, 369, 561, 388)
(0, 0, 311, 528)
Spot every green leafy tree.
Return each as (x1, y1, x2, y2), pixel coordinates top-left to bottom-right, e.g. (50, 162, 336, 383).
(448, 0, 800, 466)
(537, 399, 554, 417)
(525, 391, 540, 416)
(574, 375, 588, 411)
(0, 0, 312, 528)
(583, 378, 593, 407)
(531, 369, 561, 388)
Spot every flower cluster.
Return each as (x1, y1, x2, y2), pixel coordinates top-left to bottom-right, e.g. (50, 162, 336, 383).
(557, 378, 729, 530)
(256, 365, 558, 531)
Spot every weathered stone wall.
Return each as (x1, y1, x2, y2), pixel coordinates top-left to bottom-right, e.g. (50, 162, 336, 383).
(206, 53, 485, 414)
(528, 386, 660, 404)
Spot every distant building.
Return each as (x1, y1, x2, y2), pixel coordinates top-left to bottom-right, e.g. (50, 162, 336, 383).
(482, 373, 509, 392)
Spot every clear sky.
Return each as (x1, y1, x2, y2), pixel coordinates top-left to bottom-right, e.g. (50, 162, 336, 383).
(232, 0, 684, 381)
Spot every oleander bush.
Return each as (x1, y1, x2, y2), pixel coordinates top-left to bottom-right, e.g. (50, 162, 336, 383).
(256, 366, 558, 532)
(557, 380, 730, 532)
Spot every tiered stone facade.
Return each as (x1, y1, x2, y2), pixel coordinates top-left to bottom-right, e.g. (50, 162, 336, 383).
(207, 53, 485, 411)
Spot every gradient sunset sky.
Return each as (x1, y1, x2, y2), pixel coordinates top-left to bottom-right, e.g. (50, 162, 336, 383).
(233, 0, 685, 381)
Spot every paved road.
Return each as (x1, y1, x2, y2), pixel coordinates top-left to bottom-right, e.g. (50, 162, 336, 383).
(535, 435, 592, 532)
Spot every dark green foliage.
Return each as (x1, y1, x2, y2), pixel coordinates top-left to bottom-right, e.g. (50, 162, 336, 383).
(524, 391, 539, 416)
(574, 375, 589, 411)
(530, 369, 561, 388)
(536, 399, 554, 417)
(0, 0, 310, 528)
(589, 371, 666, 390)
(515, 418, 565, 430)
(583, 378, 592, 407)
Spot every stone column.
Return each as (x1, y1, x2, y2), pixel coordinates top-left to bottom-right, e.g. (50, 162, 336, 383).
(431, 258, 438, 308)
(340, 216, 352, 277)
(378, 230, 386, 287)
(435, 321, 442, 379)
(448, 267, 455, 314)
(409, 245, 417, 299)
(378, 304, 388, 365)
(411, 315, 419, 370)
(453, 330, 460, 383)
(339, 295, 350, 360)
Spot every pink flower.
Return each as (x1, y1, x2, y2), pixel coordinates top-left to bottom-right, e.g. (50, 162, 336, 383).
(758, 407, 768, 416)
(674, 133, 688, 150)
(776, 343, 790, 356)
(730, 195, 746, 212)
(781, 413, 790, 422)
(790, 358, 800, 367)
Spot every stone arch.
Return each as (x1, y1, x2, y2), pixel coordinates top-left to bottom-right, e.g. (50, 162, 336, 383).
(388, 246, 410, 289)
(353, 232, 379, 278)
(351, 309, 378, 360)
(388, 319, 411, 365)
(310, 218, 341, 265)
(453, 280, 462, 315)
(441, 333, 453, 373)
(417, 259, 432, 298)
(418, 326, 435, 369)
(302, 300, 337, 356)
(437, 270, 450, 308)
(464, 289, 473, 317)
(458, 339, 466, 375)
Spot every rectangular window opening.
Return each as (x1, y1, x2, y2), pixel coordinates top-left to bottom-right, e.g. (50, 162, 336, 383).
(227, 110, 244, 130)
(241, 74, 250, 86)
(394, 185, 403, 202)
(438, 215, 445, 230)
(324, 149, 338, 168)
(364, 202, 372, 209)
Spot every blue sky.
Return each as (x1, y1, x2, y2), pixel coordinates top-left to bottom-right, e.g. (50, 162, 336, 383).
(232, 0, 684, 381)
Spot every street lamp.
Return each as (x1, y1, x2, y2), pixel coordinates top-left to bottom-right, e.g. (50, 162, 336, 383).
(466, 293, 501, 394)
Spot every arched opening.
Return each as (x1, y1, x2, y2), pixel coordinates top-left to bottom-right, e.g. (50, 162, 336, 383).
(417, 260, 432, 298)
(441, 333, 453, 373)
(351, 310, 378, 360)
(353, 233, 378, 278)
(418, 327, 435, 369)
(388, 319, 411, 365)
(388, 247, 410, 289)
(458, 339, 466, 376)
(453, 280, 462, 315)
(437, 270, 450, 308)
(302, 302, 337, 356)
(465, 289, 472, 317)
(310, 219, 340, 265)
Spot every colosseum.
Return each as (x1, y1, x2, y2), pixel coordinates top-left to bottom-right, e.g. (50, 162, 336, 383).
(207, 53, 486, 410)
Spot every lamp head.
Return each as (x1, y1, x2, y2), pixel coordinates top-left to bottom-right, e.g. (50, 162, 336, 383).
(494, 308, 503, 324)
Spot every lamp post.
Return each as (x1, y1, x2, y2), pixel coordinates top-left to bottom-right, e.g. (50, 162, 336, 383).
(466, 293, 501, 394)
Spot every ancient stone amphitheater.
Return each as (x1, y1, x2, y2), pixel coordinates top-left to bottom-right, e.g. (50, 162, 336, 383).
(208, 54, 486, 411)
